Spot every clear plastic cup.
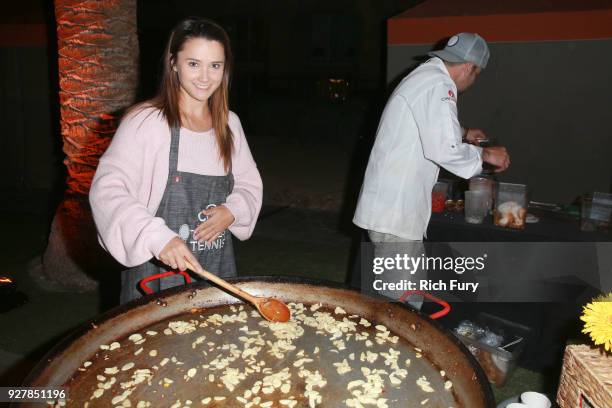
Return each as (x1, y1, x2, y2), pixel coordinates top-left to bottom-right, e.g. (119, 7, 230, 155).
(464, 190, 489, 224)
(469, 176, 494, 211)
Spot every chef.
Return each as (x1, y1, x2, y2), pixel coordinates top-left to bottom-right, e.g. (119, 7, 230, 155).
(353, 33, 510, 308)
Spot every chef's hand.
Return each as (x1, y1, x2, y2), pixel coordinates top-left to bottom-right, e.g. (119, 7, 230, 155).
(159, 236, 199, 271)
(194, 205, 235, 243)
(464, 128, 487, 145)
(482, 146, 510, 172)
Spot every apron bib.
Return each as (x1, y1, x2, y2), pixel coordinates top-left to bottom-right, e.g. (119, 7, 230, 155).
(120, 125, 236, 304)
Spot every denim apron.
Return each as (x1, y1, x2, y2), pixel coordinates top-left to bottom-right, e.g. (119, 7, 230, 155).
(120, 125, 236, 304)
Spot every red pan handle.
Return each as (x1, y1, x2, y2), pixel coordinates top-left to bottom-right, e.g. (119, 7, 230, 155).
(399, 290, 451, 319)
(139, 271, 192, 295)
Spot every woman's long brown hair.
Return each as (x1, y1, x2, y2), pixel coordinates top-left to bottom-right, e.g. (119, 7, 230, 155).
(147, 17, 234, 172)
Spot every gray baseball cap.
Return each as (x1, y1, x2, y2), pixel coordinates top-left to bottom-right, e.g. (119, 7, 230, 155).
(428, 33, 490, 69)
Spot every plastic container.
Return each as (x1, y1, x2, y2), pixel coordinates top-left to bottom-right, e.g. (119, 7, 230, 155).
(431, 181, 449, 213)
(454, 313, 530, 387)
(494, 183, 527, 229)
(469, 176, 495, 211)
(465, 190, 489, 224)
(580, 192, 612, 232)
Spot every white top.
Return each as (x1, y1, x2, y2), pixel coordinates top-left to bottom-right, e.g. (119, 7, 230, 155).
(353, 58, 483, 240)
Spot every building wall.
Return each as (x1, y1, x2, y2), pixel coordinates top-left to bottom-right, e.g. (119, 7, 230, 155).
(0, 45, 60, 191)
(0, 0, 61, 199)
(387, 39, 612, 203)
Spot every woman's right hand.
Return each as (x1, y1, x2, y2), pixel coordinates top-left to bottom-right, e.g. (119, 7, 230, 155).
(158, 236, 198, 271)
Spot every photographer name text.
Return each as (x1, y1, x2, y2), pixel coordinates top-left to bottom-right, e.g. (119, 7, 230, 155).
(372, 279, 479, 293)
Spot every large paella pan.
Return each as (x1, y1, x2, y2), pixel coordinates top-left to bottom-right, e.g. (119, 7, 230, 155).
(18, 277, 494, 408)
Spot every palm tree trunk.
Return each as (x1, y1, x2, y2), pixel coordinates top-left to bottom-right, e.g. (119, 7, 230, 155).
(41, 0, 139, 291)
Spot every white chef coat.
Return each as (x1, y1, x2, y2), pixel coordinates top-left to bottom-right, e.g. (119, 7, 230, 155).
(353, 57, 483, 240)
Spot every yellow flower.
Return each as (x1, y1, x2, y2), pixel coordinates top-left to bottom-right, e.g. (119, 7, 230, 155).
(580, 293, 612, 352)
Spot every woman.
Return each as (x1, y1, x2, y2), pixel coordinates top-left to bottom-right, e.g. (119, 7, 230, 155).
(90, 17, 263, 303)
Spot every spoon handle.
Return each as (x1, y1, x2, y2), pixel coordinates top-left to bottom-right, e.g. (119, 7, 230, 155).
(184, 259, 258, 303)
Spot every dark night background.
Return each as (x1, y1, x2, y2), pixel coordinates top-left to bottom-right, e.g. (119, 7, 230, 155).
(0, 0, 425, 217)
(0, 0, 610, 404)
(2, 0, 611, 213)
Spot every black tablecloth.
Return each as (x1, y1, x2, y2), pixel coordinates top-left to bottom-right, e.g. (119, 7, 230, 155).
(427, 210, 610, 242)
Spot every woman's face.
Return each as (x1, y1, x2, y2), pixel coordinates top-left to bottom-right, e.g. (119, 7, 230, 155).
(173, 37, 225, 104)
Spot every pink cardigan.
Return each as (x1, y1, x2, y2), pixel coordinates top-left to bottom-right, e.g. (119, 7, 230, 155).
(89, 107, 263, 267)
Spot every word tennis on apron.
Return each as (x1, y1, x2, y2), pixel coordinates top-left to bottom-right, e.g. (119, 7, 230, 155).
(178, 204, 227, 251)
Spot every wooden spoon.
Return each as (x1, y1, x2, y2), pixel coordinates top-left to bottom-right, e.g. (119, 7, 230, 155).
(184, 260, 291, 323)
